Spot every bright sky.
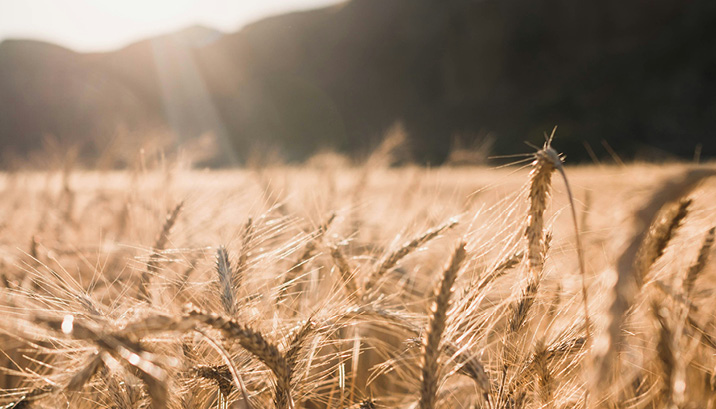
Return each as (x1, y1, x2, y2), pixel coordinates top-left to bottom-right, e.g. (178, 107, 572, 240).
(0, 0, 344, 52)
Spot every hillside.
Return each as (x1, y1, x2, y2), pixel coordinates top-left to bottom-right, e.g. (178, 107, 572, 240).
(0, 0, 714, 165)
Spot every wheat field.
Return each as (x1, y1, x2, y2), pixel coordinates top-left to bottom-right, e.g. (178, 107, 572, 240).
(1, 144, 715, 409)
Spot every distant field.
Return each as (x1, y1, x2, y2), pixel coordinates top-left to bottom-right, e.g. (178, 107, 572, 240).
(1, 157, 715, 408)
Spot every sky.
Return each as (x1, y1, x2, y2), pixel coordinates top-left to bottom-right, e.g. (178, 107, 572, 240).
(0, 0, 344, 52)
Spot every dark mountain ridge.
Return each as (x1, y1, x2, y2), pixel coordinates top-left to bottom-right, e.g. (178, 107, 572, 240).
(0, 0, 714, 166)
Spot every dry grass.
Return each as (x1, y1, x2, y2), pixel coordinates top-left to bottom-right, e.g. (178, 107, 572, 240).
(0, 147, 715, 409)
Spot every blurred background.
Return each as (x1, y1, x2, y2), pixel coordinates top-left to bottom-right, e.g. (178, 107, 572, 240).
(0, 0, 714, 168)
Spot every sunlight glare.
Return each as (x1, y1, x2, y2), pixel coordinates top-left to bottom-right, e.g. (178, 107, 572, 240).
(89, 0, 198, 23)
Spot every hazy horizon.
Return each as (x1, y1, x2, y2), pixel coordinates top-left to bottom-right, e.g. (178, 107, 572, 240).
(0, 0, 344, 52)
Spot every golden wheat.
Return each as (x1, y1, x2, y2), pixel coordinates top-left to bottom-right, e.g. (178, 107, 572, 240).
(1, 144, 715, 409)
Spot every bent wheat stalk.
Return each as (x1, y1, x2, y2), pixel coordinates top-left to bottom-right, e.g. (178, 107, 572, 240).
(533, 131, 592, 343)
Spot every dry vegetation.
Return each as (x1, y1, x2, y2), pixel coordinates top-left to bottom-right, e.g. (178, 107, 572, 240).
(1, 140, 716, 409)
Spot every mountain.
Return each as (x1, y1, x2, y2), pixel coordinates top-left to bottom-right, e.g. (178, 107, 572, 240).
(0, 0, 715, 166)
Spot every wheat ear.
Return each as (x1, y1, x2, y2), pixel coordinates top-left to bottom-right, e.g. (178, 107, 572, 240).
(235, 217, 255, 284)
(192, 365, 234, 398)
(216, 246, 238, 316)
(533, 340, 552, 407)
(337, 305, 489, 389)
(284, 318, 316, 384)
(36, 314, 170, 409)
(653, 302, 680, 407)
(636, 198, 691, 282)
(139, 201, 184, 303)
(330, 243, 360, 301)
(418, 242, 467, 409)
(365, 218, 459, 293)
(279, 213, 335, 303)
(594, 168, 716, 392)
(184, 307, 293, 409)
(525, 145, 555, 281)
(345, 398, 376, 409)
(684, 227, 715, 297)
(1, 351, 103, 409)
(479, 250, 523, 291)
(194, 328, 254, 409)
